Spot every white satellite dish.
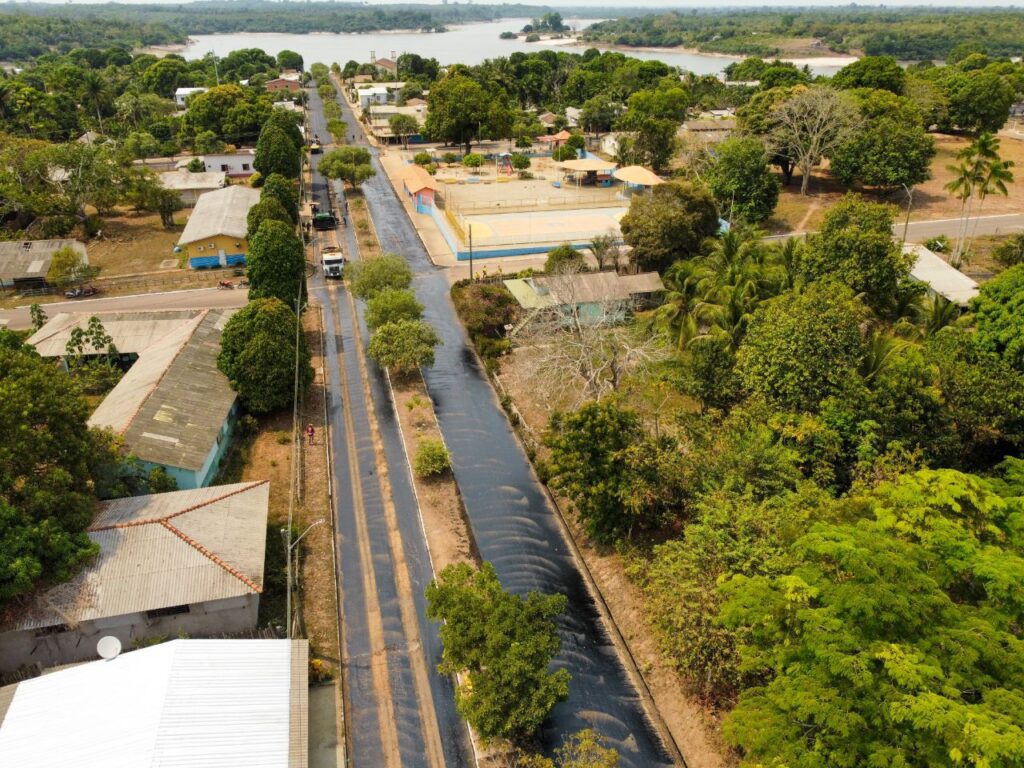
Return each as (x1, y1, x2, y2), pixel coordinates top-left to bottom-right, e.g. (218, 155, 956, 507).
(97, 636, 122, 661)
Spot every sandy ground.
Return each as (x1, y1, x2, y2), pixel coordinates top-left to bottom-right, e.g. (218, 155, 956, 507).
(392, 376, 478, 570)
(87, 210, 183, 276)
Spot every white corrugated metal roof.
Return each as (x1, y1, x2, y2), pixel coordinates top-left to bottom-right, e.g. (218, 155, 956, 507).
(178, 185, 260, 246)
(0, 639, 307, 768)
(904, 244, 980, 307)
(28, 309, 203, 357)
(159, 170, 227, 192)
(0, 483, 269, 632)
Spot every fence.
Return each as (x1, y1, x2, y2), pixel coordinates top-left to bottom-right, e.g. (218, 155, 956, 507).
(445, 189, 624, 216)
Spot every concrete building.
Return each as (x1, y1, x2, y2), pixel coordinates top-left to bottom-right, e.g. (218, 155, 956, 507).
(904, 243, 980, 307)
(178, 185, 261, 267)
(368, 103, 427, 142)
(565, 106, 581, 129)
(266, 77, 302, 93)
(185, 148, 258, 178)
(0, 239, 88, 291)
(174, 86, 208, 107)
(400, 163, 440, 213)
(0, 482, 269, 674)
(372, 56, 399, 77)
(0, 638, 307, 768)
(132, 156, 183, 173)
(356, 85, 390, 109)
(158, 169, 227, 206)
(29, 308, 242, 488)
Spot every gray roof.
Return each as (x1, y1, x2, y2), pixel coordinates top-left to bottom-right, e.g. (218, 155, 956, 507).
(28, 308, 239, 471)
(178, 185, 260, 246)
(905, 243, 980, 307)
(504, 271, 664, 309)
(0, 239, 87, 282)
(158, 169, 227, 192)
(0, 482, 269, 632)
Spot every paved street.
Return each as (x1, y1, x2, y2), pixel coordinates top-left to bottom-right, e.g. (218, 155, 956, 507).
(764, 212, 1024, 243)
(0, 287, 249, 330)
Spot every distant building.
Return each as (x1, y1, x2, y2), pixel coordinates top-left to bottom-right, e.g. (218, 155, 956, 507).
(158, 169, 227, 206)
(174, 86, 208, 107)
(356, 85, 390, 109)
(0, 482, 270, 674)
(405, 97, 427, 107)
(504, 271, 664, 324)
(565, 106, 581, 129)
(400, 163, 440, 213)
(904, 244, 980, 307)
(178, 185, 261, 267)
(372, 56, 399, 77)
(600, 132, 623, 158)
(537, 110, 558, 129)
(680, 117, 736, 143)
(132, 156, 183, 173)
(368, 103, 427, 142)
(28, 308, 243, 488)
(265, 77, 302, 93)
(0, 239, 88, 291)
(274, 99, 304, 113)
(0, 638, 308, 768)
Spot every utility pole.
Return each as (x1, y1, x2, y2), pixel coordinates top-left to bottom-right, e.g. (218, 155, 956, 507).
(468, 224, 474, 281)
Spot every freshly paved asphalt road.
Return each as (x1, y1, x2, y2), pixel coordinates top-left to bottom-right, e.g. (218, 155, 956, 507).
(0, 287, 249, 330)
(333, 88, 676, 766)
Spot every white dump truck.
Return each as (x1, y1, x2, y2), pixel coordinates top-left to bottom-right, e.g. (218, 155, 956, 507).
(322, 246, 345, 279)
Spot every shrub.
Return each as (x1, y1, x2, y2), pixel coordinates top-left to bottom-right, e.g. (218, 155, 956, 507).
(462, 153, 485, 168)
(413, 151, 432, 166)
(510, 153, 531, 170)
(925, 234, 951, 253)
(365, 288, 423, 330)
(442, 152, 458, 165)
(414, 438, 451, 477)
(992, 232, 1024, 268)
(551, 145, 578, 162)
(348, 254, 413, 299)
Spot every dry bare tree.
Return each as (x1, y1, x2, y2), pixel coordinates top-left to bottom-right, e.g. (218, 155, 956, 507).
(517, 266, 666, 408)
(770, 87, 860, 195)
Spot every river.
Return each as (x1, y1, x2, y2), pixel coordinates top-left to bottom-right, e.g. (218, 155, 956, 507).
(180, 18, 851, 76)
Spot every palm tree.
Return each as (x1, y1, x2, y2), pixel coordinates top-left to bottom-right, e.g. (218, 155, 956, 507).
(649, 259, 701, 349)
(692, 281, 760, 352)
(946, 133, 1015, 265)
(921, 294, 960, 337)
(859, 329, 907, 382)
(945, 159, 980, 266)
(80, 72, 110, 133)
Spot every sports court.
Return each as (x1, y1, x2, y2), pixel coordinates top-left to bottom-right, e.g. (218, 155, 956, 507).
(460, 207, 627, 248)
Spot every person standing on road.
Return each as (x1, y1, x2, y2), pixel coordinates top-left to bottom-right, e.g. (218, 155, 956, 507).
(306, 424, 315, 445)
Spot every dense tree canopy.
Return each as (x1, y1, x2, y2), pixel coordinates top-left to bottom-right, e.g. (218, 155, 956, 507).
(217, 297, 312, 414)
(705, 136, 780, 224)
(246, 219, 306, 309)
(254, 122, 300, 179)
(619, 181, 719, 272)
(969, 264, 1024, 373)
(426, 562, 570, 741)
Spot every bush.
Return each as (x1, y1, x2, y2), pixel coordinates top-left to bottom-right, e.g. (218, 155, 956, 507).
(462, 153, 485, 168)
(525, 32, 541, 42)
(365, 288, 423, 330)
(510, 153, 531, 170)
(545, 243, 583, 273)
(992, 232, 1024, 268)
(368, 318, 441, 374)
(925, 234, 951, 253)
(414, 438, 451, 477)
(442, 152, 458, 165)
(413, 151, 432, 166)
(551, 145, 578, 162)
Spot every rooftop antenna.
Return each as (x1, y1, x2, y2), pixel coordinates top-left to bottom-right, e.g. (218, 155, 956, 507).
(96, 635, 122, 661)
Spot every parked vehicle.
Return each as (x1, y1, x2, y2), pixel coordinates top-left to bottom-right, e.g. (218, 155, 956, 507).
(64, 285, 98, 299)
(312, 211, 337, 230)
(217, 279, 235, 290)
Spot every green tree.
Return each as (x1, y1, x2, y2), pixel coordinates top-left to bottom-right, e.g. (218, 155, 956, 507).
(29, 303, 47, 332)
(246, 196, 292, 240)
(425, 74, 493, 155)
(970, 264, 1024, 372)
(276, 49, 303, 71)
(413, 438, 451, 478)
(619, 181, 720, 272)
(266, 107, 304, 151)
(141, 57, 191, 99)
(367, 318, 440, 375)
(580, 94, 619, 137)
(737, 283, 865, 412)
(0, 344, 103, 605)
(830, 90, 936, 191)
(254, 123, 300, 179)
(720, 467, 1024, 768)
(123, 169, 183, 228)
(705, 136, 780, 224)
(946, 70, 1015, 134)
(348, 254, 412, 299)
(388, 113, 420, 149)
(217, 297, 313, 414)
(122, 131, 161, 160)
(260, 173, 300, 223)
(365, 287, 423, 330)
(545, 243, 584, 274)
(246, 220, 306, 309)
(46, 246, 95, 289)
(318, 146, 375, 188)
(425, 562, 570, 741)
(771, 86, 859, 195)
(832, 55, 906, 93)
(613, 114, 677, 173)
(802, 195, 912, 313)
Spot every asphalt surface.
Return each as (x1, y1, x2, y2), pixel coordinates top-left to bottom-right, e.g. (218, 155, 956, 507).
(763, 212, 1024, 243)
(0, 286, 249, 330)
(331, 89, 675, 765)
(307, 85, 473, 768)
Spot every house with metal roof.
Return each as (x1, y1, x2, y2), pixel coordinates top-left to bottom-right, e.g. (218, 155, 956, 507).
(0, 482, 269, 674)
(0, 239, 88, 290)
(178, 185, 261, 268)
(28, 308, 241, 488)
(504, 271, 664, 325)
(0, 638, 307, 768)
(158, 169, 227, 206)
(904, 243, 980, 307)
